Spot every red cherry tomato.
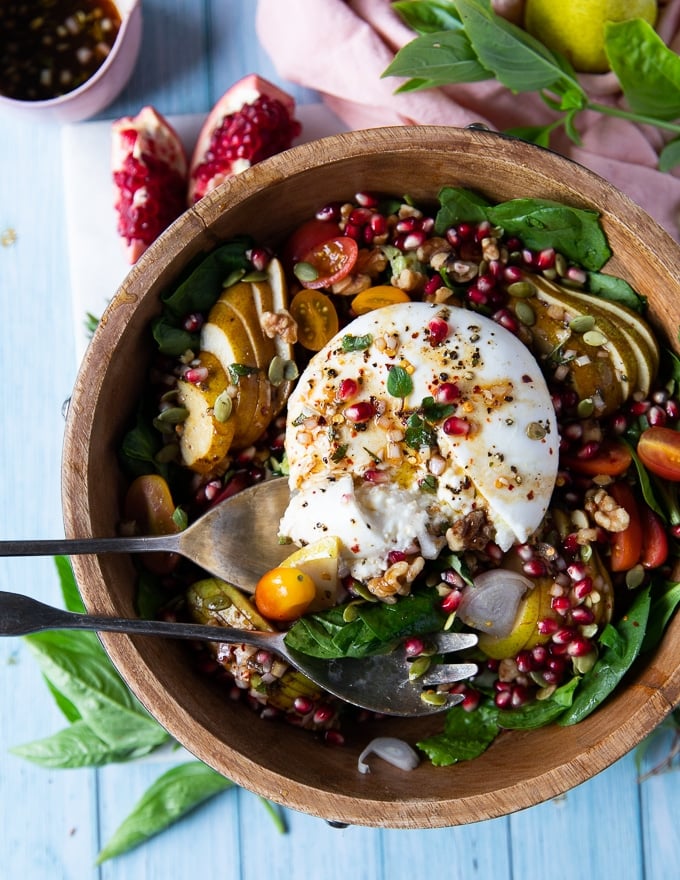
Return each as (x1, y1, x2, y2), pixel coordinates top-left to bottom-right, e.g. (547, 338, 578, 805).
(289, 288, 340, 351)
(637, 426, 680, 481)
(608, 481, 643, 572)
(639, 505, 669, 569)
(562, 438, 632, 476)
(297, 236, 358, 289)
(254, 566, 316, 621)
(281, 218, 342, 273)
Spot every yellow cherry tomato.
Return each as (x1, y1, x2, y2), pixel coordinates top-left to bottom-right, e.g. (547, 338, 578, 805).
(351, 285, 411, 315)
(289, 288, 339, 351)
(254, 565, 317, 621)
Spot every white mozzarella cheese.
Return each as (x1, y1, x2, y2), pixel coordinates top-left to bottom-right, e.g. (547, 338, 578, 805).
(280, 302, 558, 579)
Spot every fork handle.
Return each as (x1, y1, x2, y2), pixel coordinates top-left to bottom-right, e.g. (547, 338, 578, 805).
(0, 534, 180, 558)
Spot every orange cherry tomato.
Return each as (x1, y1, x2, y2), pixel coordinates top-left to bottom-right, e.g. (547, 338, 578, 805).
(608, 481, 643, 572)
(123, 474, 181, 574)
(561, 438, 632, 477)
(254, 566, 316, 621)
(297, 236, 358, 289)
(289, 288, 339, 351)
(639, 505, 669, 570)
(637, 426, 680, 481)
(351, 285, 411, 315)
(281, 218, 342, 273)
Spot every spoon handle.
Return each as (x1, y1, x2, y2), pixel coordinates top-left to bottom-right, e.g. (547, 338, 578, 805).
(0, 533, 180, 557)
(0, 590, 284, 651)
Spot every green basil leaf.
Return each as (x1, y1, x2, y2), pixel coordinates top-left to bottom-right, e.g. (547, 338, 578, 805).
(587, 271, 645, 312)
(383, 29, 491, 92)
(96, 762, 234, 864)
(456, 0, 583, 95)
(25, 632, 170, 751)
(485, 199, 612, 271)
(54, 556, 86, 614)
(659, 137, 680, 173)
(417, 702, 500, 766)
(342, 333, 373, 352)
(387, 364, 414, 398)
(505, 124, 554, 148)
(9, 720, 150, 769)
(151, 317, 198, 357)
(392, 0, 463, 34)
(605, 20, 680, 121)
(559, 586, 651, 726)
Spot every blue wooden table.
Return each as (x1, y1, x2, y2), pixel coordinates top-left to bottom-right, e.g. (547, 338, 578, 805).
(1, 2, 679, 877)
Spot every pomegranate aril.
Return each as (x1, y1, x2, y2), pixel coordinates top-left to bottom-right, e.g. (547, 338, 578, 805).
(355, 191, 379, 208)
(344, 401, 375, 423)
(338, 378, 359, 400)
(443, 416, 471, 436)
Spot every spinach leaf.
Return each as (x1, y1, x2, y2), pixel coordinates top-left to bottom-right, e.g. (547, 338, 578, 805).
(485, 199, 611, 271)
(641, 579, 680, 654)
(161, 238, 252, 318)
(96, 762, 234, 864)
(417, 702, 500, 766)
(605, 20, 680, 121)
(435, 186, 491, 231)
(496, 677, 579, 730)
(587, 271, 645, 313)
(119, 394, 167, 478)
(383, 29, 490, 91)
(659, 137, 680, 173)
(284, 590, 446, 659)
(559, 586, 651, 726)
(9, 720, 144, 769)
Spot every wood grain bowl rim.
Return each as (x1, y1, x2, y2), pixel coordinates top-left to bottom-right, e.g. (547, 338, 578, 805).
(62, 126, 680, 828)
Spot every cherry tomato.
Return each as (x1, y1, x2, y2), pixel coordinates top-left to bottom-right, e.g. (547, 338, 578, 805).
(297, 236, 358, 289)
(637, 426, 680, 481)
(608, 481, 643, 572)
(123, 474, 181, 574)
(351, 285, 411, 315)
(639, 505, 669, 569)
(254, 566, 316, 621)
(281, 218, 342, 273)
(561, 438, 632, 476)
(289, 288, 339, 351)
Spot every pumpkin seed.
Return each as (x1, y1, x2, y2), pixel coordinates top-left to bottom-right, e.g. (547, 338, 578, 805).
(555, 253, 568, 276)
(583, 329, 608, 347)
(569, 315, 596, 333)
(407, 656, 431, 681)
(515, 300, 536, 326)
(155, 443, 180, 464)
(526, 421, 547, 440)
(214, 390, 233, 423)
(222, 268, 246, 289)
(155, 406, 189, 425)
(342, 602, 361, 623)
(293, 261, 319, 283)
(420, 690, 448, 707)
(268, 356, 285, 387)
(626, 564, 645, 590)
(241, 270, 268, 282)
(507, 280, 536, 298)
(577, 397, 595, 418)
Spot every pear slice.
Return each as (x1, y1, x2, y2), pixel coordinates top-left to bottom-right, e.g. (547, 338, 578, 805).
(477, 584, 542, 660)
(217, 280, 277, 368)
(176, 352, 236, 475)
(251, 258, 296, 413)
(279, 535, 341, 610)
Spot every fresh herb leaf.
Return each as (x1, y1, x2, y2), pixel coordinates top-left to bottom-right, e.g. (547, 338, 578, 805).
(383, 28, 490, 92)
(587, 271, 644, 312)
(405, 413, 437, 449)
(435, 186, 491, 231)
(419, 474, 439, 493)
(387, 364, 414, 398)
(417, 702, 500, 766)
(559, 585, 651, 726)
(421, 395, 455, 422)
(228, 363, 258, 383)
(331, 444, 348, 463)
(284, 590, 446, 659)
(659, 137, 680, 173)
(96, 762, 234, 864)
(55, 555, 86, 613)
(605, 20, 680, 122)
(10, 720, 147, 769)
(342, 333, 373, 352)
(641, 578, 680, 653)
(392, 0, 464, 35)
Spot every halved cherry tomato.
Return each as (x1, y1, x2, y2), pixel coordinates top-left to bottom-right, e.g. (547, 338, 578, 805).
(297, 236, 358, 289)
(351, 285, 411, 315)
(639, 505, 669, 569)
(637, 426, 680, 481)
(608, 481, 643, 572)
(561, 438, 632, 476)
(281, 218, 342, 273)
(254, 566, 316, 621)
(123, 474, 181, 574)
(289, 288, 339, 351)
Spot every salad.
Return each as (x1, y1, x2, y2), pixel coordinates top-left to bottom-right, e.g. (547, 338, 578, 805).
(120, 186, 680, 766)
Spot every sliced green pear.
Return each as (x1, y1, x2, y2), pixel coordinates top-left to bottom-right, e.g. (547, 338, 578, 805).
(217, 280, 277, 367)
(176, 352, 236, 476)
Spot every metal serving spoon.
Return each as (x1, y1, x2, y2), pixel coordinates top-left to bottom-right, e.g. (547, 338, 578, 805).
(0, 479, 293, 592)
(0, 591, 478, 716)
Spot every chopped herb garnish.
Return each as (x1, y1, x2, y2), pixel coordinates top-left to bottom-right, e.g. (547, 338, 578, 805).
(405, 413, 437, 449)
(228, 363, 258, 384)
(342, 333, 374, 352)
(420, 474, 439, 493)
(421, 395, 455, 422)
(331, 444, 349, 462)
(387, 364, 414, 398)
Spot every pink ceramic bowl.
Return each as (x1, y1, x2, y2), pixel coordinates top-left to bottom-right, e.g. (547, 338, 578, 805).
(0, 0, 142, 125)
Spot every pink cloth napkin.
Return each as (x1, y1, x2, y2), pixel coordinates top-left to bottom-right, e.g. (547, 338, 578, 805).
(256, 0, 680, 240)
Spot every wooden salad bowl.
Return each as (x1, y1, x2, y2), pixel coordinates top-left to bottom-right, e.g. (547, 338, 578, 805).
(62, 126, 680, 828)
